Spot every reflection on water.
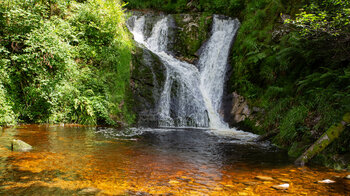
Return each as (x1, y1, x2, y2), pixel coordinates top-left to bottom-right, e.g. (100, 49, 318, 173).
(0, 125, 349, 195)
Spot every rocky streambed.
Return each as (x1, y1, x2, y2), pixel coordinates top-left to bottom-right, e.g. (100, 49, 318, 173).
(0, 125, 349, 195)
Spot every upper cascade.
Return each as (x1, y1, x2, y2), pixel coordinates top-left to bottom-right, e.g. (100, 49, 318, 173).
(127, 14, 240, 130)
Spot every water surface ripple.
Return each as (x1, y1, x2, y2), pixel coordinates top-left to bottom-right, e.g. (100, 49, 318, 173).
(0, 125, 349, 195)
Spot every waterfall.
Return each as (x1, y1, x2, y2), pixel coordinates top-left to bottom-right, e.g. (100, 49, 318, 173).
(128, 14, 241, 130)
(198, 16, 240, 129)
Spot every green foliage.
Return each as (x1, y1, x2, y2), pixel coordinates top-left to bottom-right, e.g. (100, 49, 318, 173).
(124, 0, 244, 15)
(0, 0, 134, 126)
(275, 105, 309, 145)
(285, 0, 350, 37)
(0, 84, 16, 126)
(227, 0, 350, 162)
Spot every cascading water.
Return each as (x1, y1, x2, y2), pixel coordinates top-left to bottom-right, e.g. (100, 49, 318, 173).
(198, 16, 240, 129)
(129, 15, 209, 127)
(128, 14, 256, 140)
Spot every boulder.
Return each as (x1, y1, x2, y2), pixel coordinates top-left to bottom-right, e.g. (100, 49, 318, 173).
(230, 92, 251, 123)
(11, 139, 32, 152)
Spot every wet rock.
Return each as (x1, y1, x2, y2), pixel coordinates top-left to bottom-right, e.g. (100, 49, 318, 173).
(230, 92, 251, 123)
(318, 179, 336, 184)
(255, 129, 279, 142)
(272, 183, 289, 190)
(11, 139, 32, 152)
(255, 176, 274, 181)
(78, 187, 101, 195)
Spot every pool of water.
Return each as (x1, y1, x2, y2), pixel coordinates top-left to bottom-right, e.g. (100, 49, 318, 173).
(0, 125, 349, 195)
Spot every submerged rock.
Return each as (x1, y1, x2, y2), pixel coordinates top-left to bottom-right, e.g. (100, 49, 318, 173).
(272, 183, 289, 190)
(277, 178, 291, 183)
(11, 139, 32, 152)
(243, 181, 258, 186)
(78, 187, 101, 195)
(318, 179, 336, 184)
(255, 176, 274, 181)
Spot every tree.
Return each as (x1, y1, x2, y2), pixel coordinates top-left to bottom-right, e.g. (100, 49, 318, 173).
(285, 0, 350, 37)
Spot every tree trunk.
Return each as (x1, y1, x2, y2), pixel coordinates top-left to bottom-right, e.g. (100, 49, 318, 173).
(295, 113, 350, 166)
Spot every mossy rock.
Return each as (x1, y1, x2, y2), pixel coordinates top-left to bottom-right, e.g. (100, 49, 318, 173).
(130, 46, 166, 125)
(172, 13, 213, 61)
(11, 139, 32, 152)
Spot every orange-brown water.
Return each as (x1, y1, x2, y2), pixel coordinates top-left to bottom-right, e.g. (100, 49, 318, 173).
(0, 125, 349, 195)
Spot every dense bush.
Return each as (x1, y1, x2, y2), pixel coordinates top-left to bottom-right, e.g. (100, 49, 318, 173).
(0, 0, 134, 126)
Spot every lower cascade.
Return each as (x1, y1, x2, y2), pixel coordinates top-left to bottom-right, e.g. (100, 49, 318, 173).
(128, 13, 254, 137)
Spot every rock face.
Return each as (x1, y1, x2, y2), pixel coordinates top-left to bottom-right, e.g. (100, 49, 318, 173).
(130, 47, 166, 127)
(223, 92, 252, 126)
(172, 13, 212, 63)
(230, 92, 251, 123)
(11, 139, 32, 152)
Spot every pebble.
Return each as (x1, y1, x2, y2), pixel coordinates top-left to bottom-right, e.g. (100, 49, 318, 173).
(272, 183, 289, 190)
(243, 181, 258, 186)
(318, 179, 336, 184)
(255, 176, 274, 181)
(277, 178, 291, 183)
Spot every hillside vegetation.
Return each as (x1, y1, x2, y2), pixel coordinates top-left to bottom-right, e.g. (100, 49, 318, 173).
(0, 0, 134, 126)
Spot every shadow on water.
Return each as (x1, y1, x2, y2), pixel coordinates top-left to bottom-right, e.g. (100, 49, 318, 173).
(139, 128, 291, 168)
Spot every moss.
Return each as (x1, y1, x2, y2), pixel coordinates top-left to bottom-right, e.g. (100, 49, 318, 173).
(130, 46, 166, 123)
(173, 13, 212, 60)
(343, 113, 350, 123)
(295, 116, 348, 165)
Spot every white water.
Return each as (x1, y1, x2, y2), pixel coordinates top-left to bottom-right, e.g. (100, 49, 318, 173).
(198, 17, 240, 129)
(128, 14, 257, 140)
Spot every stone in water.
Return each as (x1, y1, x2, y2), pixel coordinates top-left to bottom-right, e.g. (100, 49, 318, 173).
(272, 183, 289, 190)
(11, 139, 32, 152)
(255, 176, 274, 181)
(318, 179, 335, 184)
